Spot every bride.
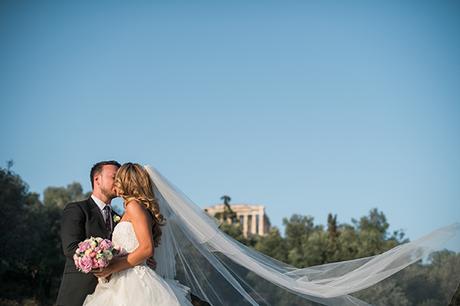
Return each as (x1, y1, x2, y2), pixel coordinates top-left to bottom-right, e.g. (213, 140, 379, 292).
(84, 162, 459, 306)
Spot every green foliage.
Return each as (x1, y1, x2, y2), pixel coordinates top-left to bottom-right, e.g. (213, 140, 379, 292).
(0, 166, 87, 305)
(254, 228, 288, 263)
(214, 195, 237, 224)
(219, 223, 258, 247)
(43, 182, 86, 208)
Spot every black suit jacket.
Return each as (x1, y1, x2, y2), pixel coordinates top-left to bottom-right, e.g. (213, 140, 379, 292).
(56, 197, 119, 306)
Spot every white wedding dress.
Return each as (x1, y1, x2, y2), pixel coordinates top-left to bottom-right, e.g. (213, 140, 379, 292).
(83, 221, 193, 306)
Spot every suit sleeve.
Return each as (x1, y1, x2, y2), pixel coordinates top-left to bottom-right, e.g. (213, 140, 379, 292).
(61, 202, 86, 259)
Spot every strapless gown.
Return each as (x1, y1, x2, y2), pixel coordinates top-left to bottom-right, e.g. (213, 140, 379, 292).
(83, 221, 193, 306)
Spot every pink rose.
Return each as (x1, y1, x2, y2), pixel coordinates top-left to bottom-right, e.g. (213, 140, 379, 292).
(100, 240, 112, 250)
(78, 241, 91, 251)
(79, 256, 93, 273)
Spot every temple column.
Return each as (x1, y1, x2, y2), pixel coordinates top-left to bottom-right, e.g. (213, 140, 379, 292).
(251, 213, 256, 235)
(259, 207, 265, 235)
(243, 214, 248, 237)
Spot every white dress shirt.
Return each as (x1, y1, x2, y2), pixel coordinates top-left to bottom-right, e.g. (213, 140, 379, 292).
(91, 194, 112, 229)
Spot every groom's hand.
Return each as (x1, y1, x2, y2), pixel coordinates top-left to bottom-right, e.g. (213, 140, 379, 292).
(146, 256, 157, 270)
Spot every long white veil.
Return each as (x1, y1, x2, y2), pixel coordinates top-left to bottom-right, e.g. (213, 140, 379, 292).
(146, 166, 459, 306)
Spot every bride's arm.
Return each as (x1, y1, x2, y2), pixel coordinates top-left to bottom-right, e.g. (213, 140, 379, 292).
(96, 200, 154, 277)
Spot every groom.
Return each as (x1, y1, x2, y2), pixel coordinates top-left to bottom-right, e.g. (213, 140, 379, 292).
(56, 160, 122, 306)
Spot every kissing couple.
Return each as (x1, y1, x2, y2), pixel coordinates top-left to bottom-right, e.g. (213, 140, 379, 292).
(56, 161, 207, 306)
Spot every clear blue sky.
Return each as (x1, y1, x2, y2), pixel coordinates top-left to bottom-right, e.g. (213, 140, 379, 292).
(1, 1, 459, 247)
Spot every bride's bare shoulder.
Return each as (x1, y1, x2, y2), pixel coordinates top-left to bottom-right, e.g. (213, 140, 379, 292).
(124, 200, 148, 218)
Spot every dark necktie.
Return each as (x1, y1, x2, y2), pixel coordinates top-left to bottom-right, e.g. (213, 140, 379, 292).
(103, 205, 112, 233)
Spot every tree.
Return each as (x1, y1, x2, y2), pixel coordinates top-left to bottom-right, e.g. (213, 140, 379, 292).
(214, 195, 237, 224)
(0, 166, 29, 273)
(354, 208, 388, 237)
(327, 213, 338, 239)
(283, 214, 316, 267)
(255, 227, 288, 263)
(43, 182, 86, 209)
(0, 166, 88, 305)
(220, 195, 231, 205)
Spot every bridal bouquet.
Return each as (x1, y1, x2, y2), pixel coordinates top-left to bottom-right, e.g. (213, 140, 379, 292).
(74, 237, 117, 273)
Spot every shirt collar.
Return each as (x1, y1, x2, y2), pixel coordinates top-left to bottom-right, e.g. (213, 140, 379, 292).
(91, 194, 110, 211)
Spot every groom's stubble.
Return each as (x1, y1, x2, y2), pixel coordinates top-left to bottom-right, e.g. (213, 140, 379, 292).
(101, 185, 117, 202)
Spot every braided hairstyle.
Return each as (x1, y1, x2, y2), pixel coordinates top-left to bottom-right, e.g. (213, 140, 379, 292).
(115, 162, 165, 247)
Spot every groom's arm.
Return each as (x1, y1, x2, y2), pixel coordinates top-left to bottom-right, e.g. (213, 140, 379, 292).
(61, 202, 86, 259)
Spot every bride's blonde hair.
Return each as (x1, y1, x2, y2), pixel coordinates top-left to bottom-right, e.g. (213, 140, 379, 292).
(115, 162, 165, 246)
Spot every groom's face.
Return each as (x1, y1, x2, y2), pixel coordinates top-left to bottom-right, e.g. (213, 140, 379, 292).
(96, 165, 119, 200)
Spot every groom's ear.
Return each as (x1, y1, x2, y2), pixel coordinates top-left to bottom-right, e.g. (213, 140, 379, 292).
(93, 173, 101, 188)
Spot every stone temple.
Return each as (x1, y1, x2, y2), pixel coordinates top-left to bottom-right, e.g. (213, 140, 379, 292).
(205, 203, 271, 237)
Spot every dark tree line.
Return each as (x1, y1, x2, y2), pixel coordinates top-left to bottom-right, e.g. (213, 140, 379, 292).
(0, 165, 87, 305)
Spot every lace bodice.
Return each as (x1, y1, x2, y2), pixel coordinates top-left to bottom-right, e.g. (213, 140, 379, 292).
(112, 221, 139, 253)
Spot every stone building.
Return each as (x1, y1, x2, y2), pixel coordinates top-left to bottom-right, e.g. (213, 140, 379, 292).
(205, 204, 271, 237)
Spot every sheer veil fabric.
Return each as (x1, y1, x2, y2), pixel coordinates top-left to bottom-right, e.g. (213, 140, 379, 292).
(146, 166, 459, 306)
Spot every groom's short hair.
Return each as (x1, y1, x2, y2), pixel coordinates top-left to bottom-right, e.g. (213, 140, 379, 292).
(90, 160, 121, 189)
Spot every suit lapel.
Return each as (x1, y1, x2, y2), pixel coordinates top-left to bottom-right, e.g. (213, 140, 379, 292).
(87, 197, 110, 238)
